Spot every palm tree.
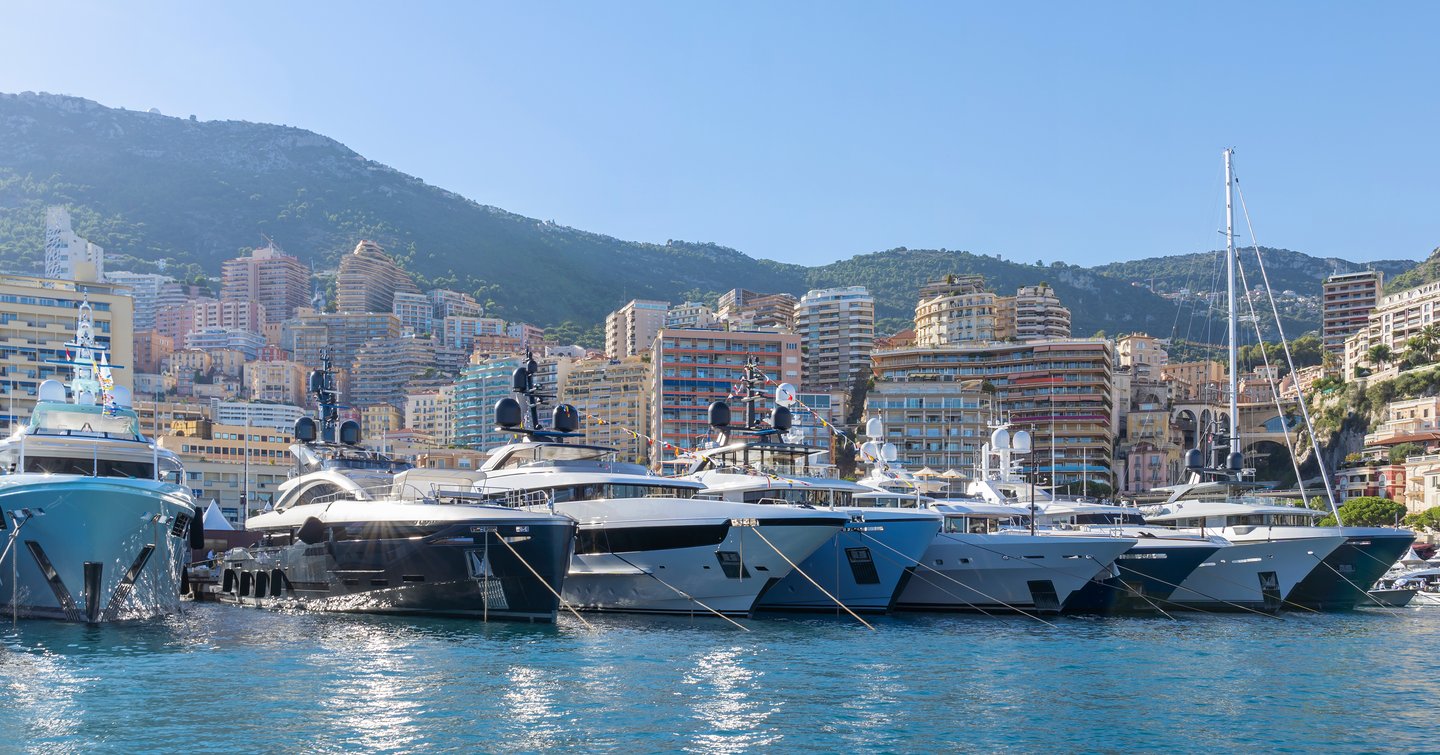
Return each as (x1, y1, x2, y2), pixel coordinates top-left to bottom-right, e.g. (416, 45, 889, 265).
(1367, 343, 1394, 368)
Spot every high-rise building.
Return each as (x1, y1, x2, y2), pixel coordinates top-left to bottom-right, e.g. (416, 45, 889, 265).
(104, 271, 173, 330)
(281, 311, 402, 377)
(604, 299, 669, 359)
(405, 384, 457, 446)
(244, 360, 308, 405)
(796, 286, 875, 392)
(914, 275, 999, 345)
(559, 356, 653, 462)
(43, 206, 104, 281)
(185, 328, 266, 360)
(649, 328, 804, 466)
(1344, 279, 1440, 377)
(0, 274, 134, 427)
(335, 240, 420, 314)
(868, 339, 1114, 488)
(1163, 360, 1227, 402)
(454, 354, 573, 450)
(1322, 270, 1382, 357)
(220, 242, 311, 324)
(1009, 283, 1071, 341)
(440, 315, 507, 352)
(717, 289, 798, 331)
(194, 299, 265, 334)
(429, 289, 483, 320)
(392, 291, 434, 336)
(350, 336, 464, 413)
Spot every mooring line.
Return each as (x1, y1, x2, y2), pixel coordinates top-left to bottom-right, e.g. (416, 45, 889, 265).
(1310, 554, 1399, 616)
(747, 526, 875, 631)
(492, 532, 593, 630)
(859, 532, 1060, 628)
(1102, 558, 1287, 620)
(612, 553, 750, 631)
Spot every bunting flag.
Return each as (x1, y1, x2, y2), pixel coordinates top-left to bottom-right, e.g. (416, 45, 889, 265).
(757, 374, 863, 451)
(577, 410, 698, 459)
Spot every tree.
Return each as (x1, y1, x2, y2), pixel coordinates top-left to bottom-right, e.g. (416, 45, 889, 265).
(1404, 506, 1440, 532)
(1366, 343, 1394, 368)
(1318, 496, 1407, 527)
(1389, 442, 1425, 464)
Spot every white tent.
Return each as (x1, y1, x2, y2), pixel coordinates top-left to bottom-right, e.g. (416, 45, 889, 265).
(202, 499, 234, 531)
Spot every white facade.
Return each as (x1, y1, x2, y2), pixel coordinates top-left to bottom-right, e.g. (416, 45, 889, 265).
(392, 291, 434, 336)
(796, 286, 875, 391)
(44, 206, 105, 281)
(104, 271, 173, 330)
(210, 400, 306, 432)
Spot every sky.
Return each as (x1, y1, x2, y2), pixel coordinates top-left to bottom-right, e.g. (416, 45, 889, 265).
(2, 2, 1437, 268)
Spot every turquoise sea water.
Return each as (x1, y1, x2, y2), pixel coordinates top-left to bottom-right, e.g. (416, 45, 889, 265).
(1, 605, 1437, 753)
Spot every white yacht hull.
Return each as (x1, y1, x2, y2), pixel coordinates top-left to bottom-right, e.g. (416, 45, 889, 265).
(548, 499, 848, 616)
(895, 533, 1132, 614)
(1166, 535, 1347, 612)
(0, 475, 194, 622)
(755, 509, 941, 614)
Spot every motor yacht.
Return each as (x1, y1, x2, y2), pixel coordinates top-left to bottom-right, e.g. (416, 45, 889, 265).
(679, 362, 940, 615)
(0, 300, 198, 622)
(216, 358, 576, 622)
(853, 422, 1135, 614)
(463, 356, 848, 617)
(1144, 483, 1415, 611)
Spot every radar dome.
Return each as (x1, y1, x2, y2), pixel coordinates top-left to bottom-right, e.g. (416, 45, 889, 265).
(1012, 430, 1032, 453)
(990, 427, 1011, 451)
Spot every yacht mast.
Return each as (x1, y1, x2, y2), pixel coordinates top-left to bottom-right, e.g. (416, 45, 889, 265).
(1224, 148, 1241, 471)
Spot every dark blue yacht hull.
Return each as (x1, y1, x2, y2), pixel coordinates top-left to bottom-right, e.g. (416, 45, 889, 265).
(1285, 531, 1415, 611)
(213, 519, 577, 622)
(1062, 541, 1219, 615)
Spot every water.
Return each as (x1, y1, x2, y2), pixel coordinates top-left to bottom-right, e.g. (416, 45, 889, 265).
(1, 605, 1437, 753)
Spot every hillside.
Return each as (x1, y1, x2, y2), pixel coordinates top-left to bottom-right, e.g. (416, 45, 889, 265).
(1094, 248, 1417, 297)
(0, 91, 1416, 337)
(1384, 245, 1440, 293)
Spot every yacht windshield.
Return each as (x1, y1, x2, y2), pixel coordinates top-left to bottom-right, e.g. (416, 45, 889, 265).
(492, 444, 616, 469)
(23, 455, 155, 479)
(29, 405, 141, 438)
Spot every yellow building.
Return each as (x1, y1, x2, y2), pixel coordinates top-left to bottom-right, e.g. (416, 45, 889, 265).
(0, 273, 134, 427)
(560, 356, 653, 462)
(158, 421, 294, 523)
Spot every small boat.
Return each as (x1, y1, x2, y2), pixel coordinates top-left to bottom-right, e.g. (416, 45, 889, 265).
(0, 299, 199, 622)
(1361, 586, 1417, 608)
(214, 357, 577, 622)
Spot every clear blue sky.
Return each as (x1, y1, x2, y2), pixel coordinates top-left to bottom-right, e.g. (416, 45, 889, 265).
(3, 1, 1437, 267)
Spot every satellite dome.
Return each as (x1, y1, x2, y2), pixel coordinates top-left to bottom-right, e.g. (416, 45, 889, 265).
(990, 427, 1011, 451)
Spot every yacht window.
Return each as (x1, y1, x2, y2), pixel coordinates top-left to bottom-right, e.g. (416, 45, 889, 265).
(741, 488, 851, 507)
(23, 456, 155, 479)
(1226, 515, 1265, 527)
(550, 484, 696, 502)
(1074, 512, 1145, 526)
(291, 482, 346, 507)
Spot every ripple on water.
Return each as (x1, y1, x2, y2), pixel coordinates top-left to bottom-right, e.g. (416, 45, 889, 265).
(1, 606, 1438, 752)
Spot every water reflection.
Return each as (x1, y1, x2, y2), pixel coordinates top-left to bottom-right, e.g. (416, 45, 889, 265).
(682, 646, 780, 753)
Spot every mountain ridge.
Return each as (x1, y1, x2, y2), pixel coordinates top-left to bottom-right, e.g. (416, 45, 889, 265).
(0, 91, 1423, 338)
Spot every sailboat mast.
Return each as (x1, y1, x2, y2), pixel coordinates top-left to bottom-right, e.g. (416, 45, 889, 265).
(1224, 149, 1241, 463)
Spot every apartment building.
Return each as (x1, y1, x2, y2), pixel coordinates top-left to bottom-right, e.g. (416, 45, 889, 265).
(605, 299, 669, 359)
(1321, 270, 1381, 356)
(796, 286, 875, 392)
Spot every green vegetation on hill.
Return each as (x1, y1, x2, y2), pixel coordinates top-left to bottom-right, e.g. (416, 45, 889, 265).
(1094, 248, 1416, 298)
(0, 92, 1422, 337)
(1385, 246, 1440, 293)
